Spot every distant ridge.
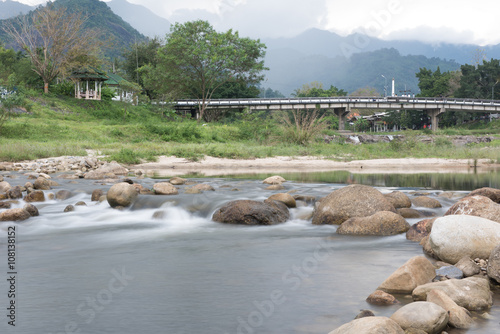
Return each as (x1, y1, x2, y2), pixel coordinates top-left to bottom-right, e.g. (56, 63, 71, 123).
(0, 0, 35, 19)
(107, 0, 170, 38)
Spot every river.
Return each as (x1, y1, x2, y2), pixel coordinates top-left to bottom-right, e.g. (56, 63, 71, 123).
(0, 169, 499, 334)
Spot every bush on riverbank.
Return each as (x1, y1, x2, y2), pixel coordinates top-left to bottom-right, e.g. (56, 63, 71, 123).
(0, 93, 499, 163)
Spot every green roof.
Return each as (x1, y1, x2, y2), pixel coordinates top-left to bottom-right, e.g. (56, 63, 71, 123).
(70, 67, 108, 81)
(105, 72, 129, 86)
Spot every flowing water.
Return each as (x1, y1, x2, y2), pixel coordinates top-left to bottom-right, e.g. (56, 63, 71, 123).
(1, 170, 500, 334)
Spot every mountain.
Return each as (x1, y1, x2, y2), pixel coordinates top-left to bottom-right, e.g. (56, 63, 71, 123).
(0, 0, 34, 19)
(0, 0, 147, 59)
(261, 28, 500, 95)
(106, 0, 170, 39)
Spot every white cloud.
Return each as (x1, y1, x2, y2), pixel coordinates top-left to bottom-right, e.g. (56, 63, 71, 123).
(12, 0, 500, 45)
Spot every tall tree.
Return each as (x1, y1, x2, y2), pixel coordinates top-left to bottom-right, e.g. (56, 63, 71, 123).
(143, 20, 267, 121)
(292, 81, 347, 97)
(2, 4, 102, 93)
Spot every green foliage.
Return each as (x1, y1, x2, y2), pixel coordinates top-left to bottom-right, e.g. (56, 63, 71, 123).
(51, 81, 75, 97)
(416, 67, 451, 97)
(277, 109, 327, 145)
(108, 148, 141, 164)
(144, 20, 267, 121)
(354, 118, 370, 132)
(293, 81, 347, 97)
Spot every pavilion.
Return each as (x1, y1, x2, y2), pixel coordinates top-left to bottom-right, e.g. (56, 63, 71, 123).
(70, 67, 108, 100)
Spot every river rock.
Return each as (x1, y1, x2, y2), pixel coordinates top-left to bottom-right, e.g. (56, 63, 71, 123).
(0, 208, 31, 221)
(406, 218, 435, 242)
(337, 211, 409, 236)
(312, 184, 396, 225)
(64, 205, 75, 212)
(91, 189, 104, 201)
(7, 186, 23, 199)
(390, 301, 448, 334)
(56, 190, 71, 200)
(435, 265, 463, 280)
(487, 243, 500, 283)
(328, 316, 404, 334)
(266, 184, 285, 190)
(429, 215, 500, 264)
(354, 310, 375, 319)
(366, 290, 400, 305)
(412, 276, 492, 311)
(84, 162, 128, 179)
(426, 289, 473, 329)
(106, 182, 138, 208)
(190, 184, 215, 192)
(153, 182, 178, 195)
(411, 196, 442, 208)
(397, 208, 425, 219)
(263, 175, 286, 185)
(24, 190, 45, 202)
(384, 191, 411, 208)
(293, 194, 316, 204)
(212, 199, 289, 225)
(455, 257, 481, 277)
(169, 177, 187, 185)
(465, 187, 500, 203)
(34, 176, 51, 190)
(268, 193, 296, 208)
(23, 203, 39, 217)
(0, 180, 12, 193)
(0, 202, 11, 209)
(377, 256, 436, 294)
(445, 195, 500, 223)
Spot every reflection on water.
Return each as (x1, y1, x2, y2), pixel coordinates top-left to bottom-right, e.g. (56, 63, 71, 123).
(180, 169, 500, 191)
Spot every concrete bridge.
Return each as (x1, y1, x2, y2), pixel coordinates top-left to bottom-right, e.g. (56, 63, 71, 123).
(174, 96, 500, 131)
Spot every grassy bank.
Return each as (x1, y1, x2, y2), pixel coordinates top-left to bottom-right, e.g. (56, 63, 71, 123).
(1, 93, 499, 164)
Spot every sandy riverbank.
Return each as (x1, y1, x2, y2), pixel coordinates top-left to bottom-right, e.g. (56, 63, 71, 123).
(130, 156, 500, 177)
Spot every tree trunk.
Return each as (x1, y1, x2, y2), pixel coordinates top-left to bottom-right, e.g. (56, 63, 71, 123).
(44, 82, 49, 94)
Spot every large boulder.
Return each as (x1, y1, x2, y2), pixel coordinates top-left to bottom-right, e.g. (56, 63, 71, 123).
(6, 186, 23, 199)
(390, 301, 448, 334)
(336, 211, 409, 236)
(384, 191, 411, 208)
(169, 177, 187, 185)
(212, 199, 289, 225)
(487, 243, 500, 283)
(429, 215, 500, 264)
(412, 276, 492, 311)
(312, 185, 396, 225)
(24, 190, 46, 202)
(328, 316, 404, 334)
(0, 180, 12, 193)
(0, 208, 31, 221)
(377, 256, 436, 294)
(153, 182, 178, 195)
(465, 187, 500, 203)
(445, 195, 500, 223)
(426, 289, 473, 329)
(106, 182, 138, 208)
(411, 196, 442, 208)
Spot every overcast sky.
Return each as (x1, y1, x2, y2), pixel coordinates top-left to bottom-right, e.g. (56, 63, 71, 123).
(14, 0, 500, 45)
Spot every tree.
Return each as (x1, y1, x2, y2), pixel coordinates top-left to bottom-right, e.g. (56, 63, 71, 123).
(415, 67, 451, 97)
(2, 5, 102, 93)
(292, 81, 347, 97)
(146, 20, 267, 121)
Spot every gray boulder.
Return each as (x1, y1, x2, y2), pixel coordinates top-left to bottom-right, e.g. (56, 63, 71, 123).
(412, 276, 492, 311)
(487, 243, 500, 283)
(106, 182, 138, 208)
(445, 195, 500, 223)
(377, 256, 436, 294)
(390, 301, 448, 334)
(426, 289, 473, 329)
(435, 265, 463, 280)
(336, 211, 409, 236)
(429, 215, 500, 264)
(328, 316, 404, 334)
(212, 199, 289, 225)
(312, 184, 396, 225)
(455, 257, 481, 277)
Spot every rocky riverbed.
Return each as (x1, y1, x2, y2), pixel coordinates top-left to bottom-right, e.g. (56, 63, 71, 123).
(1, 156, 500, 333)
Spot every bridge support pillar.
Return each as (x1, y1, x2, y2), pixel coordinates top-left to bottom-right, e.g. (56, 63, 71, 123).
(426, 107, 445, 132)
(334, 107, 350, 131)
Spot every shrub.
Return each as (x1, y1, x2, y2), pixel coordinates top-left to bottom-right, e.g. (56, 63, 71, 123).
(277, 109, 327, 145)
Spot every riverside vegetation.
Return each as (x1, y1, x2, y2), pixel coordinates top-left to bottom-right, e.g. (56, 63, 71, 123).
(0, 90, 500, 164)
